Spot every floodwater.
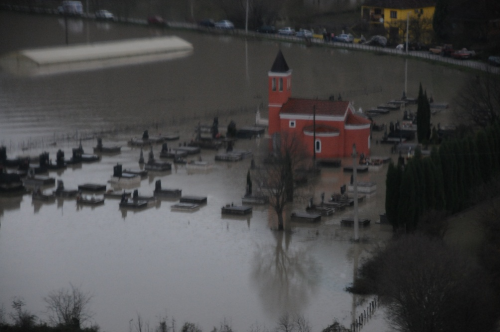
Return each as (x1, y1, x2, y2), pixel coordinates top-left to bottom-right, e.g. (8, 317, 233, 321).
(0, 11, 469, 332)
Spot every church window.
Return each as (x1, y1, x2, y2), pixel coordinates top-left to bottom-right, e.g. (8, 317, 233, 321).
(315, 139, 321, 153)
(279, 78, 283, 91)
(272, 78, 276, 91)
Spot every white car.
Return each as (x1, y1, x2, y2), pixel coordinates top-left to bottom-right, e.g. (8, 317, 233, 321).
(215, 20, 234, 29)
(334, 33, 354, 43)
(278, 27, 295, 35)
(95, 9, 114, 20)
(296, 29, 313, 38)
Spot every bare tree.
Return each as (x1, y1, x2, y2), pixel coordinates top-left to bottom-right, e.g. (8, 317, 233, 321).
(10, 298, 37, 329)
(254, 132, 310, 230)
(44, 283, 94, 328)
(275, 313, 311, 332)
(181, 322, 202, 332)
(455, 69, 500, 128)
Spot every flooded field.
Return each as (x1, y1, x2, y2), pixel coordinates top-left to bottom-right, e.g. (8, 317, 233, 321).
(0, 11, 470, 332)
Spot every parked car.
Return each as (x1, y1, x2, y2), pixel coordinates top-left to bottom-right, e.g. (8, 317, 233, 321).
(215, 20, 234, 29)
(199, 19, 215, 28)
(333, 33, 354, 43)
(278, 27, 295, 35)
(488, 55, 500, 67)
(451, 48, 476, 60)
(362, 35, 387, 47)
(95, 9, 114, 20)
(295, 29, 313, 38)
(147, 15, 166, 26)
(257, 25, 276, 34)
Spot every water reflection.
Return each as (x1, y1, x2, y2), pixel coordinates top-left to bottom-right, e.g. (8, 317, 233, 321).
(0, 194, 25, 220)
(57, 18, 84, 34)
(251, 231, 320, 317)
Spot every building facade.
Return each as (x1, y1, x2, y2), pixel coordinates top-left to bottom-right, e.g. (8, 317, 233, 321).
(361, 0, 436, 44)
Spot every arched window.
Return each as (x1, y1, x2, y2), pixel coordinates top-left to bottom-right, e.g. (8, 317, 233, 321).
(315, 139, 321, 153)
(279, 78, 283, 91)
(272, 78, 276, 91)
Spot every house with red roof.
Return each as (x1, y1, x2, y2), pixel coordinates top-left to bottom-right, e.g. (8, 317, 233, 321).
(267, 50, 371, 159)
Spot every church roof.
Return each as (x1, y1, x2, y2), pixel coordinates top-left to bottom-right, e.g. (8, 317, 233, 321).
(270, 50, 290, 73)
(346, 113, 372, 125)
(280, 98, 350, 117)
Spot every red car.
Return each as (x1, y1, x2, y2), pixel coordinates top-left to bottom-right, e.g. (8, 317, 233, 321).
(452, 48, 475, 60)
(147, 15, 166, 26)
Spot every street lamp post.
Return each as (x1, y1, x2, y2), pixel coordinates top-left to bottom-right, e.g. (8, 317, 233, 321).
(352, 143, 359, 241)
(245, 0, 249, 33)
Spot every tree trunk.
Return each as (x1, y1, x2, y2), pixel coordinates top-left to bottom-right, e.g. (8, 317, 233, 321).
(277, 211, 284, 230)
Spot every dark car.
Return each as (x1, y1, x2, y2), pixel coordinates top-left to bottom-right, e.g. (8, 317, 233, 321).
(199, 19, 215, 28)
(488, 56, 500, 67)
(257, 25, 276, 34)
(147, 15, 166, 26)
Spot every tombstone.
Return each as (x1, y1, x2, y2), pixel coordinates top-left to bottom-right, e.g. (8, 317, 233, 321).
(39, 152, 49, 167)
(142, 130, 149, 140)
(77, 140, 84, 154)
(211, 117, 219, 138)
(226, 141, 233, 152)
(0, 146, 6, 162)
(56, 149, 65, 167)
(138, 147, 144, 164)
(359, 153, 365, 164)
(148, 146, 154, 163)
(227, 120, 237, 137)
(113, 164, 122, 177)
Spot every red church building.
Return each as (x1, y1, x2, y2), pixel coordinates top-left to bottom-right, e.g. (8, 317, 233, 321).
(267, 50, 371, 159)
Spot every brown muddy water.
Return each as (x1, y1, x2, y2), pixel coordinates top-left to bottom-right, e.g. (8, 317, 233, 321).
(0, 11, 469, 332)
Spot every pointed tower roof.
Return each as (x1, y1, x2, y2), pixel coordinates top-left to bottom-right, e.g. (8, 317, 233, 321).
(270, 50, 290, 73)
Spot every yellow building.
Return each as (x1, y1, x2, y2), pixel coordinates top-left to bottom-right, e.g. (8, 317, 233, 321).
(361, 0, 436, 44)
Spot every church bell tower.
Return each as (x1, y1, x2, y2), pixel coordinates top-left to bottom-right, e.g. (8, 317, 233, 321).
(268, 50, 292, 136)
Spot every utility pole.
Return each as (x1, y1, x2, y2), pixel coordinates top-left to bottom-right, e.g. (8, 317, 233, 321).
(65, 14, 68, 45)
(406, 12, 409, 55)
(245, 0, 249, 33)
(352, 143, 359, 241)
(313, 105, 316, 164)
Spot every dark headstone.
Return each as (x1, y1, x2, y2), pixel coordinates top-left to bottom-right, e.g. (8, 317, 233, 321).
(113, 164, 122, 177)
